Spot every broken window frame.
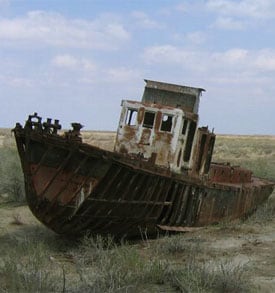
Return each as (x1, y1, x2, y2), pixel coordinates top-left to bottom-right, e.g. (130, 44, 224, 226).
(160, 114, 173, 132)
(125, 108, 138, 126)
(181, 119, 188, 135)
(183, 120, 197, 162)
(143, 111, 155, 129)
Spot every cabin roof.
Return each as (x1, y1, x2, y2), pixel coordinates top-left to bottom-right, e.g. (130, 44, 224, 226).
(144, 79, 205, 95)
(142, 79, 205, 114)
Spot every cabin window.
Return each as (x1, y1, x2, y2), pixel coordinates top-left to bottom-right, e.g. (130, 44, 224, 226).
(204, 136, 215, 173)
(143, 111, 155, 129)
(183, 121, 197, 162)
(125, 108, 137, 126)
(182, 119, 188, 135)
(160, 114, 173, 132)
(196, 134, 207, 171)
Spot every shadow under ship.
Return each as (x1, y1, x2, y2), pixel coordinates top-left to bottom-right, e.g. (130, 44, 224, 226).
(13, 80, 275, 236)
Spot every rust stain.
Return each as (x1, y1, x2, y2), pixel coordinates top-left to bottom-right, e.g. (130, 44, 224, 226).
(12, 80, 275, 236)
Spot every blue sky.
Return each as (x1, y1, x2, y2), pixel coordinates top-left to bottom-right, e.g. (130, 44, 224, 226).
(1, 0, 275, 134)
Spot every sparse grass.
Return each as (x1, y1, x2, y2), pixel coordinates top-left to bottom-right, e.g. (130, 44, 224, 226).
(213, 135, 275, 179)
(67, 234, 252, 292)
(0, 230, 252, 292)
(69, 235, 162, 292)
(209, 261, 251, 292)
(152, 235, 251, 292)
(0, 147, 25, 203)
(163, 259, 251, 293)
(247, 192, 275, 224)
(0, 218, 255, 292)
(154, 234, 203, 255)
(0, 236, 62, 292)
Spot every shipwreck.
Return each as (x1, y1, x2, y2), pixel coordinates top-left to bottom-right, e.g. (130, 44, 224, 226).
(14, 80, 274, 236)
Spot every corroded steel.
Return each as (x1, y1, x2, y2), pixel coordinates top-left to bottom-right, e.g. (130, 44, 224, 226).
(209, 162, 252, 184)
(13, 80, 275, 237)
(142, 79, 204, 114)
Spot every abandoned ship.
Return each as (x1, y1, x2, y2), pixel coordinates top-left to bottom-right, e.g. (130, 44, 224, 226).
(13, 80, 274, 236)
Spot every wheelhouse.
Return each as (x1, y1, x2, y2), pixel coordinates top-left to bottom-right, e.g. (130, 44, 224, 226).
(114, 80, 215, 177)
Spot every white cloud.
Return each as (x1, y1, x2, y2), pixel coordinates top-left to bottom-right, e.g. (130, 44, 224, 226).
(131, 11, 164, 29)
(254, 49, 275, 71)
(214, 48, 248, 64)
(53, 55, 78, 69)
(185, 31, 207, 45)
(175, 1, 275, 30)
(52, 54, 96, 71)
(174, 1, 273, 31)
(143, 45, 193, 64)
(171, 31, 207, 46)
(143, 45, 275, 77)
(212, 16, 246, 30)
(105, 23, 130, 39)
(0, 74, 33, 87)
(51, 54, 141, 85)
(175, 2, 204, 13)
(207, 0, 275, 19)
(206, 0, 275, 30)
(105, 67, 141, 83)
(0, 10, 130, 49)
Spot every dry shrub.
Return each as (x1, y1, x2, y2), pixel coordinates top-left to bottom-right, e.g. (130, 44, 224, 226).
(0, 147, 25, 203)
(0, 237, 62, 292)
(163, 258, 251, 293)
(10, 213, 24, 225)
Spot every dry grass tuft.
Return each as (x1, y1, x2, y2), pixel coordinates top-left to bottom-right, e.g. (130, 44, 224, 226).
(10, 214, 24, 225)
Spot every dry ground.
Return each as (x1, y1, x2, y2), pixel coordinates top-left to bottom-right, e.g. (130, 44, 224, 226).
(1, 130, 275, 292)
(1, 194, 275, 292)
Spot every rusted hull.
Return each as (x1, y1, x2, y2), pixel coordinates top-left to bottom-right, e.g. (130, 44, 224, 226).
(14, 126, 274, 236)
